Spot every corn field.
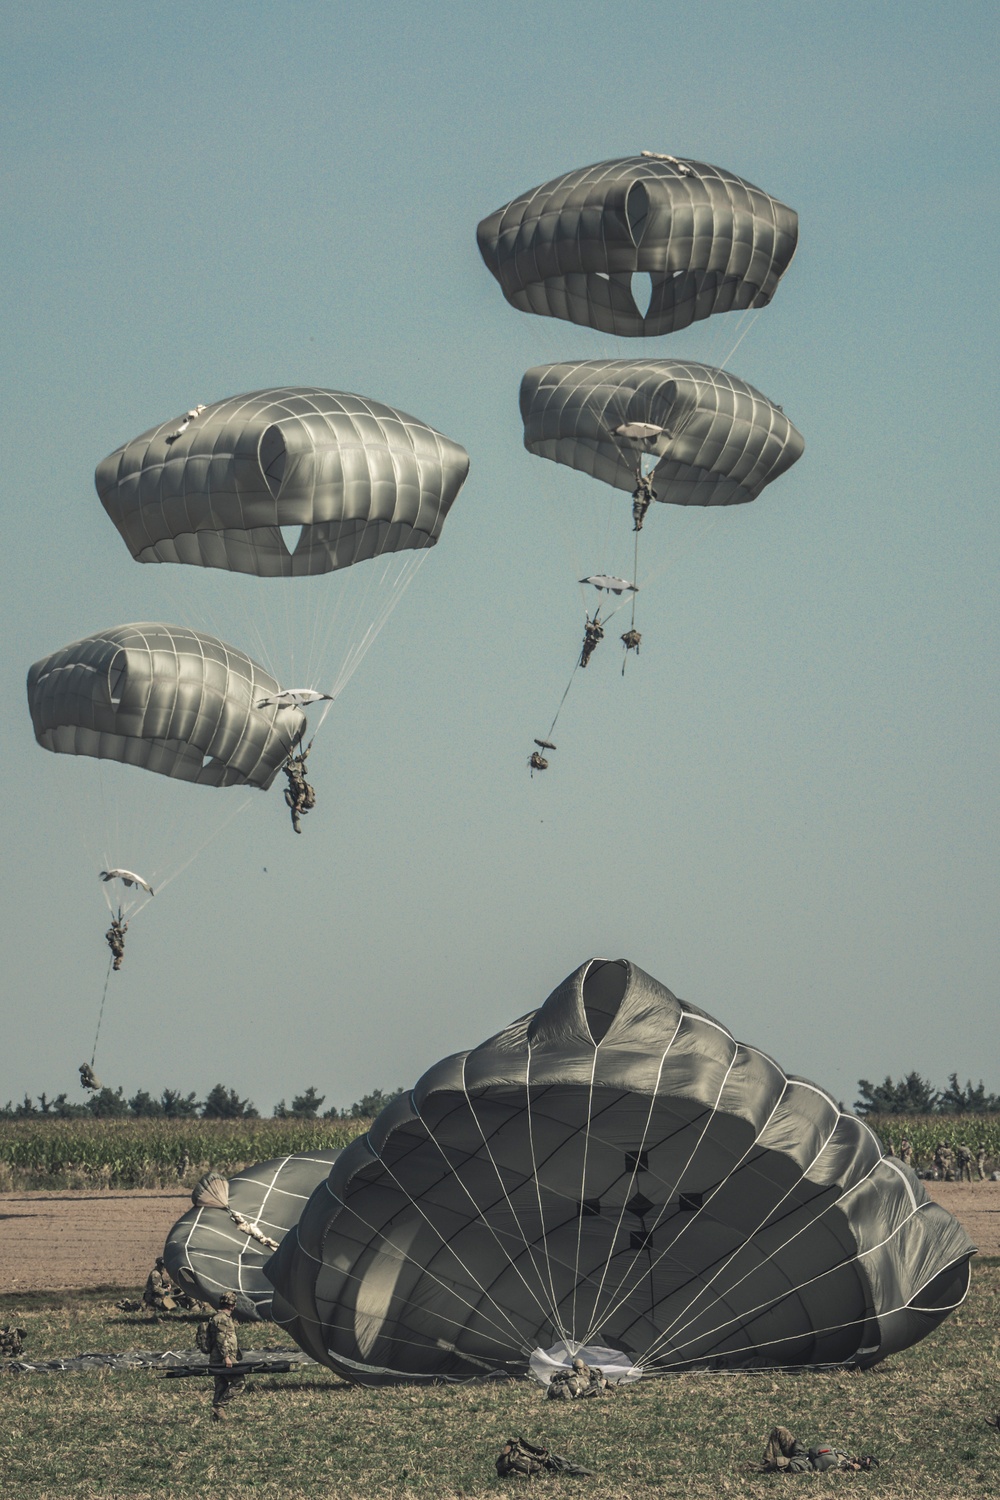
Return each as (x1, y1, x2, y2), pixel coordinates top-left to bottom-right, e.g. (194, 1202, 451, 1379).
(864, 1114, 1000, 1169)
(0, 1117, 368, 1190)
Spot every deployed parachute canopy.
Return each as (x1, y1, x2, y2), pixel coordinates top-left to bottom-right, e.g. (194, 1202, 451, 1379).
(477, 156, 798, 337)
(521, 359, 803, 506)
(27, 623, 305, 791)
(95, 387, 470, 579)
(164, 1153, 341, 1320)
(267, 959, 973, 1384)
(99, 869, 153, 895)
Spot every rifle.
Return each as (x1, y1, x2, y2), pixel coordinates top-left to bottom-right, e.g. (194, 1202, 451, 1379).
(163, 1360, 294, 1379)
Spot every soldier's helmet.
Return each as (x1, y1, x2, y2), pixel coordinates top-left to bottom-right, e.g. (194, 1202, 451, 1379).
(218, 1291, 238, 1309)
(572, 1356, 586, 1371)
(155, 1257, 166, 1269)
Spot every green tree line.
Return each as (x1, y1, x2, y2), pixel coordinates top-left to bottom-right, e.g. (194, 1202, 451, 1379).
(0, 1084, 404, 1122)
(854, 1073, 1000, 1117)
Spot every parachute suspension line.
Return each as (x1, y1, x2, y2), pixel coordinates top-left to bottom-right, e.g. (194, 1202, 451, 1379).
(636, 1119, 887, 1368)
(360, 1125, 540, 1356)
(586, 1030, 742, 1360)
(546, 659, 581, 741)
(569, 1047, 601, 1342)
(425, 1064, 570, 1339)
(90, 956, 114, 1069)
(715, 306, 764, 376)
(153, 792, 255, 896)
(524, 1040, 572, 1342)
(579, 1026, 681, 1348)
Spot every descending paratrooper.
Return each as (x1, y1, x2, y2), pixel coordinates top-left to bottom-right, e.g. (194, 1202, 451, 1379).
(282, 747, 316, 834)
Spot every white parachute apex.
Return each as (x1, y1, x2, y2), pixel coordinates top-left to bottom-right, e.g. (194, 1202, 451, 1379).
(580, 574, 638, 595)
(99, 868, 154, 895)
(255, 688, 334, 711)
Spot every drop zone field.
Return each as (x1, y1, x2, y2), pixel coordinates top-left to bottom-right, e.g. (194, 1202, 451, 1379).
(2, 1266, 1000, 1500)
(2, 1125, 1000, 1497)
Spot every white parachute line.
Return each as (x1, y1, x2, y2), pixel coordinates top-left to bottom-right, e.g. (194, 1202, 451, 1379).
(323, 551, 429, 703)
(403, 1061, 567, 1337)
(627, 1079, 807, 1361)
(89, 955, 115, 1068)
(714, 307, 764, 376)
(371, 1113, 550, 1351)
(580, 1017, 684, 1343)
(569, 1045, 601, 1339)
(524, 1040, 572, 1341)
(634, 1137, 899, 1367)
(636, 1215, 969, 1372)
(585, 1029, 741, 1344)
(153, 791, 255, 896)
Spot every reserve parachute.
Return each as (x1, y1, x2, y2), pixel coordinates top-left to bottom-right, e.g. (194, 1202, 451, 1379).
(477, 155, 797, 338)
(267, 959, 973, 1384)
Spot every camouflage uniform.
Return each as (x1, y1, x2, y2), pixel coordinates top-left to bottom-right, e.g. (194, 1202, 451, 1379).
(956, 1144, 974, 1182)
(934, 1141, 954, 1180)
(899, 1137, 913, 1166)
(143, 1259, 176, 1313)
(207, 1294, 244, 1417)
(977, 1145, 988, 1180)
(546, 1356, 608, 1400)
(580, 617, 604, 668)
(0, 1326, 26, 1358)
(761, 1426, 812, 1473)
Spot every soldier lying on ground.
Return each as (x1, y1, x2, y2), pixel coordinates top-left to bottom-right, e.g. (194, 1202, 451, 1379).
(751, 1425, 878, 1473)
(496, 1437, 593, 1478)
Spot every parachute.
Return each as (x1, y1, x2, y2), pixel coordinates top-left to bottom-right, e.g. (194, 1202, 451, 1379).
(520, 359, 803, 506)
(94, 387, 470, 747)
(266, 959, 973, 1384)
(99, 869, 153, 895)
(163, 1152, 341, 1320)
(95, 387, 469, 578)
(477, 155, 797, 337)
(27, 623, 304, 790)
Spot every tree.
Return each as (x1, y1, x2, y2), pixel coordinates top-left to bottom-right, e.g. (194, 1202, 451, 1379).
(160, 1090, 201, 1118)
(855, 1073, 940, 1116)
(87, 1086, 130, 1119)
(939, 1075, 1000, 1114)
(324, 1087, 405, 1120)
(202, 1084, 257, 1119)
(274, 1087, 326, 1119)
(128, 1090, 164, 1117)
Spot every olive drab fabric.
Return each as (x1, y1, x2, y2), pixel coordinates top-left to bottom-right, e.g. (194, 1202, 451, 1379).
(520, 359, 803, 505)
(95, 388, 470, 578)
(27, 624, 305, 790)
(477, 156, 797, 338)
(267, 958, 974, 1385)
(164, 1151, 340, 1319)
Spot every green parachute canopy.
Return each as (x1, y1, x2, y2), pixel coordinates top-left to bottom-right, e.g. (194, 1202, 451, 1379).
(267, 959, 973, 1384)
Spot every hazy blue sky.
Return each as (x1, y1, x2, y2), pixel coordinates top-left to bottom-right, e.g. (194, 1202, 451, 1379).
(3, 1, 997, 1112)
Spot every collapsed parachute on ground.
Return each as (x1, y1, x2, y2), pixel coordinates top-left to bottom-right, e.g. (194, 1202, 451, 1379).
(520, 359, 803, 506)
(27, 624, 304, 790)
(477, 155, 797, 337)
(95, 387, 470, 578)
(267, 958, 973, 1384)
(164, 1153, 341, 1320)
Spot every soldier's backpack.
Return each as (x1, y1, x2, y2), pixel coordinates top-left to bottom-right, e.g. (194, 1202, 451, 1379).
(195, 1320, 212, 1355)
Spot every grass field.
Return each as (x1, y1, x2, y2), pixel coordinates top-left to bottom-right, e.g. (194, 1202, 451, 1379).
(3, 1268, 1000, 1499)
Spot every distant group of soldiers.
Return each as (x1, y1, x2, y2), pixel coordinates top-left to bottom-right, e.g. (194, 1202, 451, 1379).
(892, 1137, 990, 1180)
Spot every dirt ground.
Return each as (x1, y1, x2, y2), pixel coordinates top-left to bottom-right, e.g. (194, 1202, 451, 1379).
(0, 1182, 997, 1293)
